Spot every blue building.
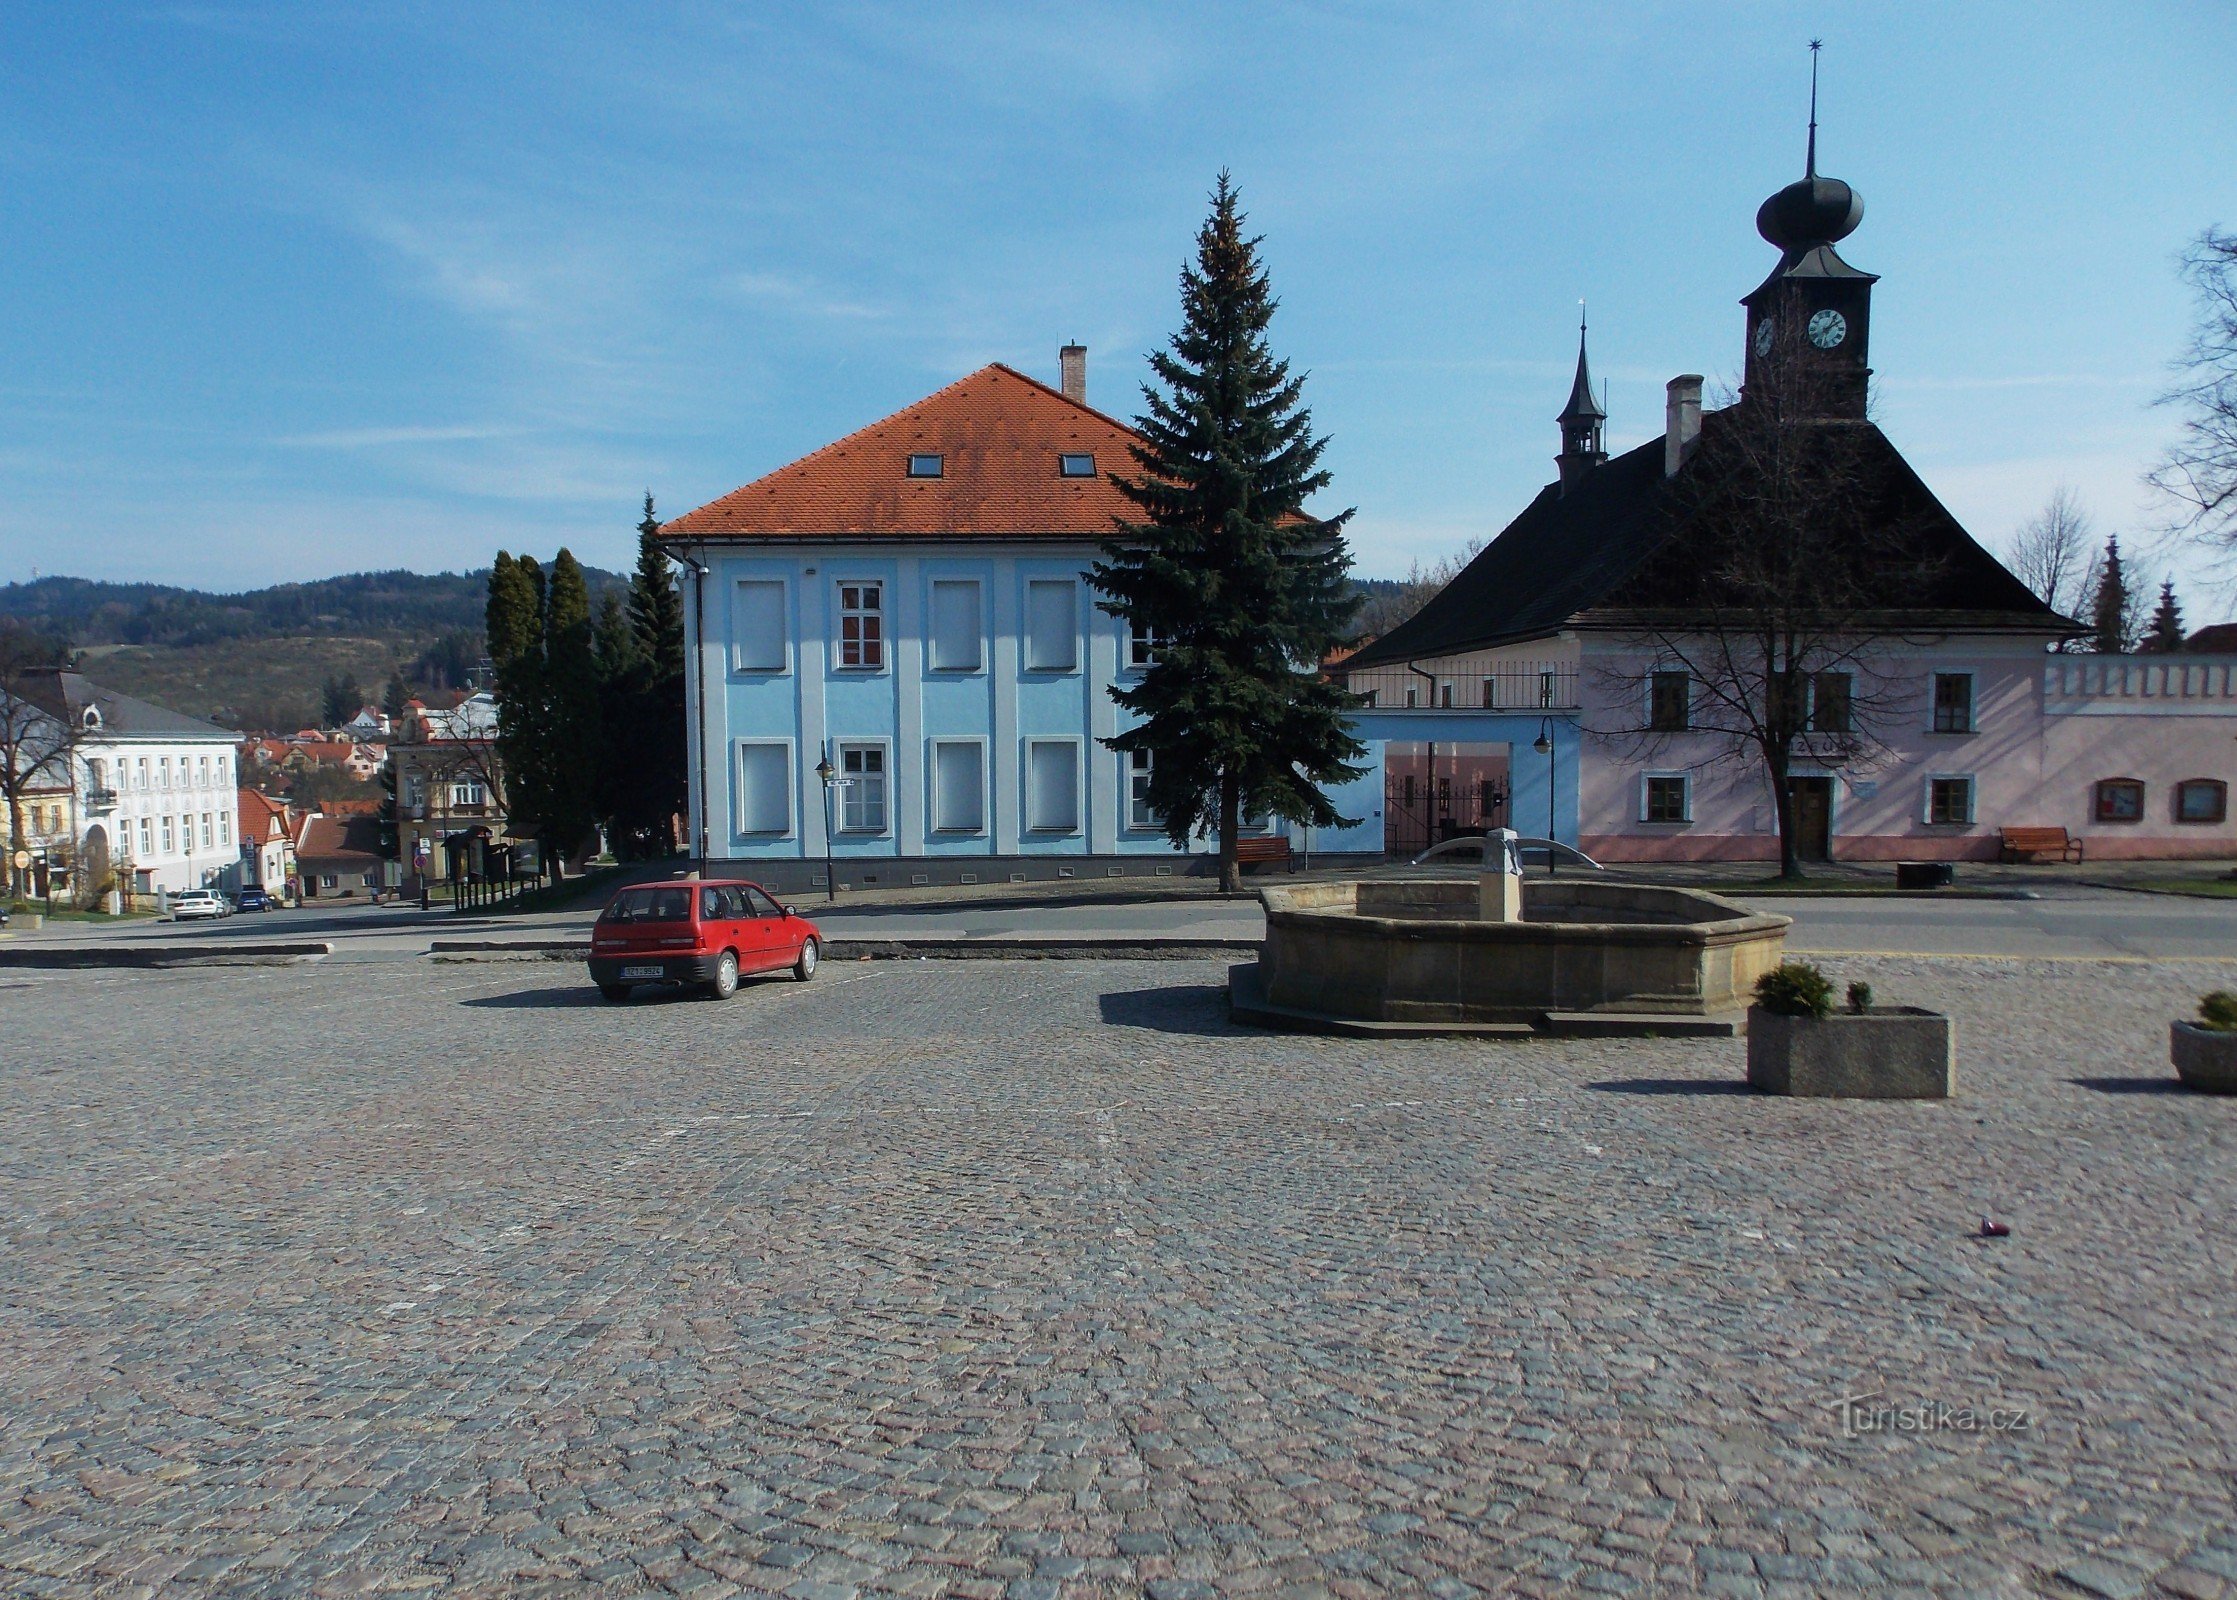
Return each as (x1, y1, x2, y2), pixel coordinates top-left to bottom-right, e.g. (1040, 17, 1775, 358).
(663, 354, 1392, 891)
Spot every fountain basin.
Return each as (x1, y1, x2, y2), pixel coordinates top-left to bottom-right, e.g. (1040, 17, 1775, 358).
(1238, 879, 1790, 1036)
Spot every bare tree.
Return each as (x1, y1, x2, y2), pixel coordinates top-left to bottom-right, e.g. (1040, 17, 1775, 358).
(1592, 369, 1964, 880)
(0, 626, 82, 902)
(1355, 537, 1487, 639)
(2152, 228, 2237, 551)
(2005, 486, 2095, 632)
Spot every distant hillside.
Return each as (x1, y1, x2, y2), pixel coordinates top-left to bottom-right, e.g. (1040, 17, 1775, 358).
(0, 568, 624, 732)
(1, 566, 1403, 731)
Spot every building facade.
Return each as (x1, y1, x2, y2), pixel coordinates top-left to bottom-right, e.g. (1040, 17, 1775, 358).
(388, 691, 506, 895)
(7, 670, 243, 899)
(665, 358, 1286, 890)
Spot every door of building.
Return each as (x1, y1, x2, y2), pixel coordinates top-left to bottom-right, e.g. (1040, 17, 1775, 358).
(1786, 776, 1834, 860)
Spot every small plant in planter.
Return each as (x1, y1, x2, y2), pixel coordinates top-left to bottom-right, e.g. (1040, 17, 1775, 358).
(1746, 964, 1953, 1099)
(2168, 992, 2237, 1093)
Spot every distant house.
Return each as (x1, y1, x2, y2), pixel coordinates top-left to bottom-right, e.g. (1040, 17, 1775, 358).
(233, 789, 295, 898)
(294, 813, 385, 898)
(339, 706, 391, 739)
(388, 690, 509, 895)
(7, 669, 242, 898)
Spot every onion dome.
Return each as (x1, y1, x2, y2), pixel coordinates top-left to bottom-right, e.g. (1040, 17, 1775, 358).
(1757, 171, 1863, 251)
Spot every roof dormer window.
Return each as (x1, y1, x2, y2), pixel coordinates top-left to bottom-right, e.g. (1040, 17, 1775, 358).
(1059, 453, 1095, 478)
(907, 453, 944, 478)
(80, 707, 102, 730)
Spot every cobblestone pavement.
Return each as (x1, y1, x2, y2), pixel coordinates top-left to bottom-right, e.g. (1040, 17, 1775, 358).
(1, 955, 2232, 1598)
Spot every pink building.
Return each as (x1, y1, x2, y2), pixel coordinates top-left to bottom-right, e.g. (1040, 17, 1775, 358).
(1342, 129, 2237, 866)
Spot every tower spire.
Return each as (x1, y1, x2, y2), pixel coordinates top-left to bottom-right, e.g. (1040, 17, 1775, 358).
(1806, 38, 1821, 177)
(1556, 301, 1606, 494)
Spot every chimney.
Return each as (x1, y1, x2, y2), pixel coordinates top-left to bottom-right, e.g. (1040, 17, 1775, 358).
(1664, 375, 1703, 477)
(1059, 343, 1087, 405)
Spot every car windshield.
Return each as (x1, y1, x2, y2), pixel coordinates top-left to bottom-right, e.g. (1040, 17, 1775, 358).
(601, 886, 695, 923)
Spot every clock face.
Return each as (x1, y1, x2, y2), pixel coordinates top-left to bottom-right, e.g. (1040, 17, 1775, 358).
(1752, 319, 1775, 357)
(1807, 309, 1848, 350)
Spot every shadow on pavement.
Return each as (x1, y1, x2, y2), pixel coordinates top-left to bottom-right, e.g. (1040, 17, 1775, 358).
(1587, 1077, 1752, 1096)
(461, 986, 609, 1009)
(2069, 1075, 2189, 1095)
(1098, 984, 1245, 1035)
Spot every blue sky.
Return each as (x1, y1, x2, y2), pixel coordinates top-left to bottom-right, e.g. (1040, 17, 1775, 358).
(2, 2, 2231, 609)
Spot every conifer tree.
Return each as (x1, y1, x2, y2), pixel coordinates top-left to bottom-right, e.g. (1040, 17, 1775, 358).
(1091, 174, 1364, 892)
(541, 550, 604, 865)
(617, 494, 688, 856)
(487, 553, 553, 866)
(2090, 536, 2132, 653)
(2148, 578, 2185, 652)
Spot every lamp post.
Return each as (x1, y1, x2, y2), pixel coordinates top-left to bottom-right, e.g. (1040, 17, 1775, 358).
(815, 749, 837, 903)
(1533, 719, 1556, 877)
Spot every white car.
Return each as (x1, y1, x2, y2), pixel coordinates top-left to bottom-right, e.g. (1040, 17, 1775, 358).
(170, 889, 230, 921)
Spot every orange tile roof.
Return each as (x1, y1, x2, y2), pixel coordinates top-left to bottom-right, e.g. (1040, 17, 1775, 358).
(663, 364, 1146, 540)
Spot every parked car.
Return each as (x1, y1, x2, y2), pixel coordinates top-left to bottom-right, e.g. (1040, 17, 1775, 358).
(170, 888, 230, 921)
(587, 879, 820, 1002)
(234, 887, 275, 912)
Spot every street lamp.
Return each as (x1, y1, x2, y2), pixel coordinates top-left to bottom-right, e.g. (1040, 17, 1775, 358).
(814, 749, 837, 903)
(1533, 719, 1556, 877)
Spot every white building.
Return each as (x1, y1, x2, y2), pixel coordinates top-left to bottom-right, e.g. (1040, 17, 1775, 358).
(11, 670, 243, 898)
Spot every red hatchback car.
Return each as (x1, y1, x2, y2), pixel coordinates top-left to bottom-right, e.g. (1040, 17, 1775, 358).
(587, 880, 821, 1001)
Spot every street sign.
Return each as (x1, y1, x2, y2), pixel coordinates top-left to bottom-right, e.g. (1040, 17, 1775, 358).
(825, 778, 855, 788)
(10, 851, 27, 869)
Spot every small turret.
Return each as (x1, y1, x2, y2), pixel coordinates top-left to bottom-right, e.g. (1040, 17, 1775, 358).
(1556, 309, 1607, 495)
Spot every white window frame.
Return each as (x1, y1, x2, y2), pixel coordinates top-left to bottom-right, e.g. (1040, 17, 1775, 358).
(734, 740, 794, 837)
(1024, 738, 1082, 834)
(835, 580, 885, 672)
(1930, 671, 1975, 735)
(928, 738, 988, 835)
(730, 577, 790, 674)
(1126, 622, 1162, 671)
(200, 813, 213, 850)
(451, 780, 486, 808)
(1126, 746, 1158, 831)
(1023, 579, 1079, 674)
(1923, 772, 1976, 826)
(927, 579, 984, 674)
(1641, 773, 1692, 824)
(837, 741, 890, 834)
(161, 815, 174, 853)
(139, 816, 153, 855)
(218, 813, 231, 847)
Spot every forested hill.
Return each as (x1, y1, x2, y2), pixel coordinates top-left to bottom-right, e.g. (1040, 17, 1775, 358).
(0, 569, 624, 732)
(0, 569, 576, 649)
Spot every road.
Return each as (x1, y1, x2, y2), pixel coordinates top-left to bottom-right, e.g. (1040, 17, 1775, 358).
(11, 879, 2237, 960)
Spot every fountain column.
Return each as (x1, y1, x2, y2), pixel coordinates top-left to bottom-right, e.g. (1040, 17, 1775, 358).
(1478, 828, 1524, 923)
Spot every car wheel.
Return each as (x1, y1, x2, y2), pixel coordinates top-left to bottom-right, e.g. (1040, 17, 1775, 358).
(706, 951, 740, 1000)
(598, 982, 631, 1003)
(792, 937, 819, 982)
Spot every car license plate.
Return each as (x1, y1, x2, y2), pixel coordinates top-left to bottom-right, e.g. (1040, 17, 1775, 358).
(619, 964, 664, 980)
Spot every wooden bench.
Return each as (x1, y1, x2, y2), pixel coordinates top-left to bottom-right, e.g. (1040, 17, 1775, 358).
(1999, 826, 2083, 864)
(1233, 835, 1294, 873)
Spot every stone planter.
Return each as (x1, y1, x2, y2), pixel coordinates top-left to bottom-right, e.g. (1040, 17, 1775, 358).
(2170, 1021, 2237, 1093)
(1747, 1007, 1955, 1099)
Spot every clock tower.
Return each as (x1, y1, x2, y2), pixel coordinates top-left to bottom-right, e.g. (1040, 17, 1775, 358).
(1741, 50, 1876, 419)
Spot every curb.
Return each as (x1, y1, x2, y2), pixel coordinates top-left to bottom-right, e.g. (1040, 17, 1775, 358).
(0, 942, 335, 969)
(428, 936, 1259, 963)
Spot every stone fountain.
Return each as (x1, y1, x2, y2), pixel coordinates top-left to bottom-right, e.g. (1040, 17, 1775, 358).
(1229, 831, 1790, 1038)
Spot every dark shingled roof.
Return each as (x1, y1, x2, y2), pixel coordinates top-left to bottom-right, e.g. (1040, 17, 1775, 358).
(1346, 409, 2073, 671)
(14, 669, 240, 739)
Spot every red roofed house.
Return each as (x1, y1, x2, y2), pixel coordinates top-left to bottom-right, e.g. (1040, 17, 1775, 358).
(294, 811, 386, 899)
(660, 350, 1220, 891)
(234, 788, 296, 900)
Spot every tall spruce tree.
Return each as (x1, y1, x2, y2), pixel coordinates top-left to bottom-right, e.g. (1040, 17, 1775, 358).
(621, 494, 688, 855)
(1092, 174, 1364, 893)
(2148, 578, 2185, 652)
(2090, 535, 2132, 653)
